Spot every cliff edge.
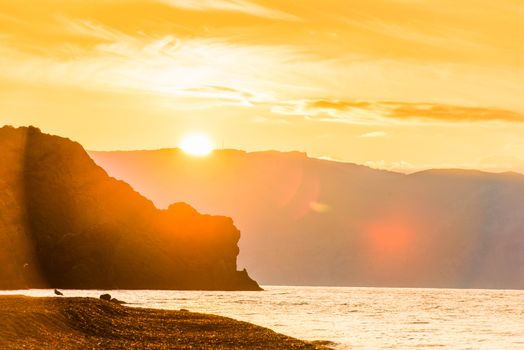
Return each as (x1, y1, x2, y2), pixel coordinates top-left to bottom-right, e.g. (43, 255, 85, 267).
(0, 126, 260, 290)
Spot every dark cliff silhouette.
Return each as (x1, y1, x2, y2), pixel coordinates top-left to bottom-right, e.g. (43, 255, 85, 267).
(0, 126, 260, 290)
(90, 148, 524, 289)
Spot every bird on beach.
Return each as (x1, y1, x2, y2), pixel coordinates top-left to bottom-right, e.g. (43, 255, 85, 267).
(54, 289, 63, 296)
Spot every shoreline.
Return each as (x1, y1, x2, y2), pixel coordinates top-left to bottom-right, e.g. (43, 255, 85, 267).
(0, 295, 332, 349)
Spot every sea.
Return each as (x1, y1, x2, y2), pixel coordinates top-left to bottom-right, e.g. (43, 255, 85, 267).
(2, 286, 523, 349)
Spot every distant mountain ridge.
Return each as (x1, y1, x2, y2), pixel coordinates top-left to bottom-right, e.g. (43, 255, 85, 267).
(0, 126, 260, 290)
(90, 148, 524, 289)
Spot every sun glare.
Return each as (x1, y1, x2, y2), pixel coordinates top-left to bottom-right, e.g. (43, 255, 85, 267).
(180, 133, 214, 156)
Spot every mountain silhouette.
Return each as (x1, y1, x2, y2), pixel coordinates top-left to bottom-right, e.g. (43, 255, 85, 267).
(0, 126, 260, 290)
(90, 148, 524, 289)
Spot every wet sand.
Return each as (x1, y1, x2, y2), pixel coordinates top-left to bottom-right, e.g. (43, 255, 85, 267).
(0, 295, 332, 349)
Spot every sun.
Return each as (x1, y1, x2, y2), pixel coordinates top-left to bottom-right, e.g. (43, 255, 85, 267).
(180, 133, 214, 156)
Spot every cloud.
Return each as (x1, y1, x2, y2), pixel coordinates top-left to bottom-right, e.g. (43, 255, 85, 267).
(388, 103, 524, 123)
(270, 99, 388, 125)
(271, 98, 524, 125)
(360, 131, 387, 138)
(306, 100, 372, 110)
(2, 1, 524, 127)
(178, 85, 259, 106)
(158, 0, 298, 20)
(59, 18, 123, 41)
(0, 19, 305, 106)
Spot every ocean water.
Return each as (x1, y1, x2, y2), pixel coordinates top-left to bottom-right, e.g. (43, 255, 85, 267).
(2, 286, 524, 349)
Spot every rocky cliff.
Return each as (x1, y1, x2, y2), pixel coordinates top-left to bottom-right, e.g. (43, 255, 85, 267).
(0, 126, 260, 290)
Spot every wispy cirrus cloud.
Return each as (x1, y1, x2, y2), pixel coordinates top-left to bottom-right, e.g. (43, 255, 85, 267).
(271, 99, 524, 125)
(270, 99, 387, 125)
(388, 103, 524, 123)
(0, 18, 306, 108)
(58, 18, 133, 42)
(4, 13, 524, 127)
(158, 0, 298, 20)
(361, 131, 387, 138)
(178, 85, 262, 106)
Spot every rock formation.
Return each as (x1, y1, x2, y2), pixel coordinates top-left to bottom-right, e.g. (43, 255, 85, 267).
(0, 126, 260, 290)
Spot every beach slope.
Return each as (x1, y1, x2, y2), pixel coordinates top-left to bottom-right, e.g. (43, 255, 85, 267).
(0, 296, 329, 349)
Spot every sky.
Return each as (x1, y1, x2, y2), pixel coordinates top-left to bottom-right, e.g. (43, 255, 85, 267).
(1, 0, 524, 173)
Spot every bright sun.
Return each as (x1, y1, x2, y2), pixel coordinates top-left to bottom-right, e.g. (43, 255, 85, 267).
(180, 133, 214, 156)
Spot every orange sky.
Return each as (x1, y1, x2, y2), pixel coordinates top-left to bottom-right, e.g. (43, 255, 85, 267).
(1, 0, 524, 173)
